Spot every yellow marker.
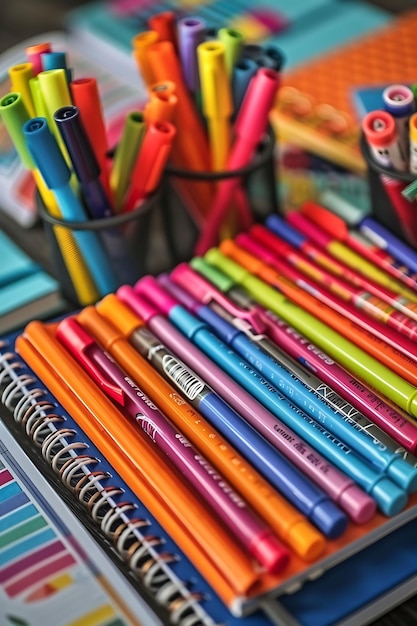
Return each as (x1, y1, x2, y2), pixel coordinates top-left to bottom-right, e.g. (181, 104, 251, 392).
(197, 40, 233, 171)
(37, 69, 73, 162)
(8, 62, 36, 117)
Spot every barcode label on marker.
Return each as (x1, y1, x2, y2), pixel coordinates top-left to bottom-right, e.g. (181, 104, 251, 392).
(162, 355, 205, 400)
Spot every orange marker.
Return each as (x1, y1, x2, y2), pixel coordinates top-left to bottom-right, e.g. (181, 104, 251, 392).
(16, 320, 261, 603)
(131, 30, 160, 87)
(85, 297, 326, 562)
(143, 87, 178, 124)
(218, 239, 417, 389)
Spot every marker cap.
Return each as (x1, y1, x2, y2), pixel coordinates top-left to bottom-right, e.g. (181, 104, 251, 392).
(190, 256, 236, 292)
(97, 293, 144, 335)
(266, 214, 306, 248)
(382, 84, 414, 117)
(249, 531, 289, 574)
(362, 110, 397, 148)
(309, 499, 347, 539)
(409, 112, 417, 144)
(23, 117, 70, 189)
(117, 285, 159, 323)
(338, 484, 377, 525)
(286, 519, 326, 562)
(370, 478, 407, 517)
(387, 457, 417, 493)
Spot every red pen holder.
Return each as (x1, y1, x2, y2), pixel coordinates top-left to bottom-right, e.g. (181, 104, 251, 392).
(160, 124, 280, 261)
(361, 134, 417, 248)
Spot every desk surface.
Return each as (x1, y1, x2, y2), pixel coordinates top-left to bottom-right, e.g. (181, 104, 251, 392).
(1, 1, 417, 624)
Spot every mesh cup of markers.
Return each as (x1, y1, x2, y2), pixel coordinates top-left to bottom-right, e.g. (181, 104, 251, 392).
(361, 87, 417, 246)
(162, 123, 278, 251)
(36, 189, 161, 307)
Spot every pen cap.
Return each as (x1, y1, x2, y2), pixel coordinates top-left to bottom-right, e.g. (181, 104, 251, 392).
(362, 110, 397, 148)
(382, 84, 414, 117)
(218, 27, 244, 76)
(158, 273, 200, 313)
(0, 92, 34, 169)
(249, 224, 292, 256)
(135, 275, 179, 315)
(117, 285, 160, 323)
(190, 256, 236, 292)
(97, 293, 145, 337)
(286, 212, 332, 248)
(131, 30, 160, 86)
(266, 214, 305, 249)
(25, 41, 51, 74)
(148, 11, 177, 49)
(177, 16, 206, 92)
(235, 67, 280, 143)
(54, 105, 100, 183)
(23, 117, 70, 189)
(8, 63, 36, 117)
(171, 262, 218, 303)
(409, 112, 417, 144)
(78, 306, 124, 351)
(70, 77, 109, 167)
(205, 248, 250, 284)
(197, 40, 233, 119)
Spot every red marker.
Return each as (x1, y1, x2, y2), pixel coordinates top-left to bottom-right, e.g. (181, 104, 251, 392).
(123, 120, 176, 212)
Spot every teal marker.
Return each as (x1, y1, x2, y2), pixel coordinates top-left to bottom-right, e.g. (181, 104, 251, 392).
(204, 248, 417, 419)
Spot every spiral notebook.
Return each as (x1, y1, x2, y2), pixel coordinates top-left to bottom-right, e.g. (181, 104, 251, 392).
(0, 329, 274, 626)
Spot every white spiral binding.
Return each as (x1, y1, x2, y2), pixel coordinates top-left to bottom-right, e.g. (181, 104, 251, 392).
(0, 344, 217, 626)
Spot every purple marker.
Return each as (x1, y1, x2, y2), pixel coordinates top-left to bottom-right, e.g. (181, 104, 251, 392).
(118, 284, 376, 527)
(177, 16, 206, 94)
(57, 316, 289, 573)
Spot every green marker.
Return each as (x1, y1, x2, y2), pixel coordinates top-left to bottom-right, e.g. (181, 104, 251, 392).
(110, 111, 145, 212)
(204, 247, 417, 418)
(218, 27, 244, 77)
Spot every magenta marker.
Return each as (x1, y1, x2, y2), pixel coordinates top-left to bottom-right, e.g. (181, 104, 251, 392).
(189, 256, 417, 456)
(118, 284, 375, 525)
(57, 317, 289, 573)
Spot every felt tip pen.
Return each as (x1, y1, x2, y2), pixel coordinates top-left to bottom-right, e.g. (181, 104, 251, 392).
(232, 57, 258, 113)
(299, 202, 417, 318)
(204, 246, 417, 420)
(8, 62, 36, 117)
(362, 109, 407, 171)
(189, 256, 417, 455)
(237, 231, 417, 365)
(94, 296, 326, 561)
(177, 16, 206, 94)
(118, 285, 368, 529)
(382, 84, 414, 159)
(248, 225, 417, 340)
(359, 216, 417, 277)
(57, 317, 289, 574)
(218, 27, 244, 77)
(23, 117, 118, 297)
(261, 211, 417, 326)
(285, 211, 417, 302)
(123, 120, 176, 212)
(135, 277, 406, 517)
(167, 266, 417, 486)
(194, 67, 280, 254)
(197, 40, 233, 170)
(162, 273, 417, 495)
(131, 30, 160, 87)
(25, 41, 51, 75)
(225, 236, 417, 389)
(54, 105, 112, 219)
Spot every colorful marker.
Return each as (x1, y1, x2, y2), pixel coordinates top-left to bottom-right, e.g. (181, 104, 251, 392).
(93, 295, 327, 561)
(58, 316, 289, 573)
(204, 246, 417, 419)
(382, 84, 414, 160)
(118, 286, 370, 527)
(220, 237, 417, 388)
(163, 272, 417, 493)
(189, 255, 417, 457)
(248, 224, 417, 339)
(362, 109, 407, 171)
(283, 211, 417, 301)
(177, 16, 206, 95)
(135, 276, 407, 517)
(110, 111, 145, 212)
(295, 202, 417, 322)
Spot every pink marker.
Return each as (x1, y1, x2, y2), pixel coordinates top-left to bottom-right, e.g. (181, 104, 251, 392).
(117, 284, 375, 524)
(194, 67, 280, 254)
(174, 261, 417, 456)
(57, 316, 289, 573)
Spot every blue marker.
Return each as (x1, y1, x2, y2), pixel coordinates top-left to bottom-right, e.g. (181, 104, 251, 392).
(161, 273, 417, 494)
(23, 117, 118, 296)
(140, 276, 408, 517)
(232, 57, 258, 113)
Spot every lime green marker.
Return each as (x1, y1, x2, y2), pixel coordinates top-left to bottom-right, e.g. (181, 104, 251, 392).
(204, 247, 417, 418)
(110, 111, 145, 212)
(37, 68, 72, 162)
(218, 27, 244, 77)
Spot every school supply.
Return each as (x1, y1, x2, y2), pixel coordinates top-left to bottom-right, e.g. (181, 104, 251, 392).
(0, 330, 268, 626)
(0, 229, 64, 334)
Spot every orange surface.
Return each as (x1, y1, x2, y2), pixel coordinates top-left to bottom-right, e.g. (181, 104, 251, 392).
(272, 11, 417, 173)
